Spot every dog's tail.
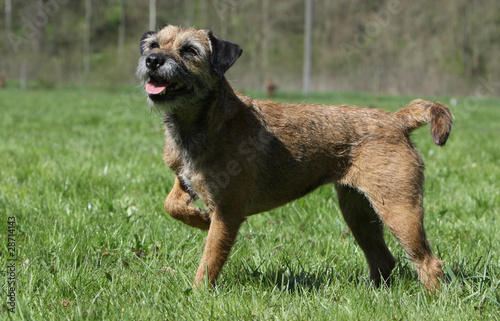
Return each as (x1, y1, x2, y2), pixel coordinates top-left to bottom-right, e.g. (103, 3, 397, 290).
(396, 99, 453, 146)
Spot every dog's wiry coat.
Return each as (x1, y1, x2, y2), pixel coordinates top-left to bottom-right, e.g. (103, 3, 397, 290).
(136, 25, 453, 290)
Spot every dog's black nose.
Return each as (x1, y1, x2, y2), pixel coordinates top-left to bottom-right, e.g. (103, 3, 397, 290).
(146, 54, 165, 71)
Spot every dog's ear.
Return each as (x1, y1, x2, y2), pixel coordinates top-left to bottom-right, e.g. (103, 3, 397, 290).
(140, 31, 156, 54)
(208, 31, 243, 78)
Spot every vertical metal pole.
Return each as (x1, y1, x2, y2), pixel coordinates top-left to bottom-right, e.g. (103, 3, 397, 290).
(118, 0, 126, 58)
(303, 0, 313, 96)
(262, 0, 270, 80)
(84, 0, 92, 77)
(149, 0, 156, 30)
(5, 0, 12, 50)
(20, 62, 27, 90)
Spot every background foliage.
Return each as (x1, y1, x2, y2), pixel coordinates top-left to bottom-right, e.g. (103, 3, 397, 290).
(1, 0, 500, 95)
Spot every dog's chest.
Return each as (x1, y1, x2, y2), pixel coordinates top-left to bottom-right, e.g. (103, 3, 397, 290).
(163, 133, 213, 202)
(179, 168, 203, 194)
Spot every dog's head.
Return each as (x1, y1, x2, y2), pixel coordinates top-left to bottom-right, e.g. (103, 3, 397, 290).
(136, 25, 242, 112)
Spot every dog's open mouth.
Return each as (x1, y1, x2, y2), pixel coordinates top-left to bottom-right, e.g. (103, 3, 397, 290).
(146, 77, 190, 101)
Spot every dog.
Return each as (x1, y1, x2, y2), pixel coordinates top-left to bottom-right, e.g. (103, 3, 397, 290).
(136, 25, 452, 290)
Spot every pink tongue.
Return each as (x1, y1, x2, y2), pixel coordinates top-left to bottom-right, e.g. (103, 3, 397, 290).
(146, 81, 169, 95)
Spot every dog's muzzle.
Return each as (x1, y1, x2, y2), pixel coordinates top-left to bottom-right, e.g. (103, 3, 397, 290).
(140, 54, 192, 101)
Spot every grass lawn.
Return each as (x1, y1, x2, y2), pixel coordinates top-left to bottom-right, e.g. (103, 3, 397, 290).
(0, 86, 499, 320)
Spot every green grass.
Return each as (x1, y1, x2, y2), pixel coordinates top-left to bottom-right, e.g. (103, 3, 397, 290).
(1, 86, 499, 320)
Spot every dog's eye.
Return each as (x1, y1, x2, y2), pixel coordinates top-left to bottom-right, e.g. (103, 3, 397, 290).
(150, 42, 160, 49)
(181, 47, 198, 56)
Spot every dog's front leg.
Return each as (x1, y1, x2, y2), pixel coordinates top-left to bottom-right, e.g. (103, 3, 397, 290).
(194, 212, 244, 287)
(164, 177, 211, 230)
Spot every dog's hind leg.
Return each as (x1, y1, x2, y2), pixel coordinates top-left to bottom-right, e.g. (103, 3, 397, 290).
(164, 177, 211, 230)
(335, 184, 397, 286)
(353, 171, 443, 290)
(368, 193, 443, 290)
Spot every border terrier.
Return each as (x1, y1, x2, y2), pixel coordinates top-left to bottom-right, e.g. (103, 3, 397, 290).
(136, 25, 452, 290)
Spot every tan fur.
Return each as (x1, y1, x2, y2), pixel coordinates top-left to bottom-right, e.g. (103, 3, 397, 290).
(136, 25, 453, 291)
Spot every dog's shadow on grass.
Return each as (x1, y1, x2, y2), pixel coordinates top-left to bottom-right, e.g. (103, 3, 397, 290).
(253, 266, 362, 292)
(227, 257, 446, 293)
(227, 258, 374, 292)
(222, 249, 496, 294)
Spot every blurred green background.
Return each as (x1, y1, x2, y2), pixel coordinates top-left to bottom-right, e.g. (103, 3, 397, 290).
(1, 0, 500, 96)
